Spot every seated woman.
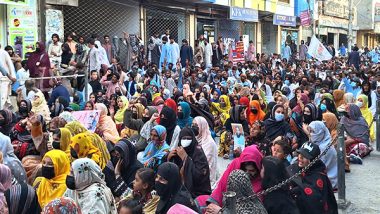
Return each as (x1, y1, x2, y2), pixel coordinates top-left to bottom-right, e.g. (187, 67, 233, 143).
(118, 168, 160, 214)
(114, 95, 129, 131)
(132, 106, 158, 153)
(64, 158, 117, 214)
(5, 183, 41, 214)
(323, 112, 339, 144)
(70, 133, 106, 169)
(52, 128, 72, 159)
(192, 116, 218, 186)
(33, 150, 70, 208)
(201, 145, 263, 213)
(121, 103, 145, 139)
(307, 121, 338, 189)
(340, 104, 370, 172)
(0, 164, 12, 214)
(261, 157, 299, 214)
(264, 104, 294, 141)
(94, 103, 120, 144)
(138, 125, 170, 172)
(248, 100, 266, 125)
(155, 162, 198, 214)
(103, 139, 142, 197)
(357, 94, 375, 142)
(42, 197, 81, 213)
(289, 142, 338, 214)
(168, 127, 211, 198)
(177, 101, 193, 128)
(0, 109, 17, 136)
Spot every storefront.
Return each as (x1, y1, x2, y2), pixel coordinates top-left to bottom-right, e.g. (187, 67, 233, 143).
(0, 0, 38, 59)
(273, 14, 298, 56)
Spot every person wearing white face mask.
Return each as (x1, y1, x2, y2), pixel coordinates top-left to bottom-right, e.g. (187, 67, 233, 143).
(263, 104, 295, 142)
(167, 127, 211, 198)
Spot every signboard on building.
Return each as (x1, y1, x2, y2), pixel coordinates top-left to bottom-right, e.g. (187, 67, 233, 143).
(0, 0, 28, 5)
(323, 0, 349, 19)
(230, 6, 259, 22)
(7, 0, 37, 59)
(273, 14, 296, 27)
(300, 10, 311, 26)
(375, 2, 380, 22)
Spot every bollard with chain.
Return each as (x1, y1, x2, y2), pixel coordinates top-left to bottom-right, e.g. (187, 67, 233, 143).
(337, 123, 350, 209)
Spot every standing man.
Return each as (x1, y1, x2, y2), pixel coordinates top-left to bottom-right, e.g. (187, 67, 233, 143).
(283, 42, 292, 62)
(66, 34, 77, 55)
(348, 46, 360, 70)
(204, 39, 213, 68)
(87, 38, 101, 73)
(159, 36, 172, 70)
(299, 40, 308, 60)
(339, 43, 347, 57)
(170, 36, 180, 65)
(180, 39, 193, 68)
(161, 29, 170, 42)
(0, 44, 16, 108)
(102, 35, 114, 64)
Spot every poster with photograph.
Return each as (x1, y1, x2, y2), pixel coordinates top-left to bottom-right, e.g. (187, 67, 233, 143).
(71, 110, 100, 132)
(231, 123, 245, 151)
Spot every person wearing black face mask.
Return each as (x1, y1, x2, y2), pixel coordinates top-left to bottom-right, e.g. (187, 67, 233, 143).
(16, 99, 32, 120)
(103, 140, 142, 197)
(0, 109, 16, 136)
(155, 162, 198, 214)
(36, 150, 70, 208)
(177, 102, 193, 129)
(157, 106, 181, 147)
(65, 158, 117, 213)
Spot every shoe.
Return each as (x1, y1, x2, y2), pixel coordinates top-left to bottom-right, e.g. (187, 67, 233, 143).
(345, 168, 351, 173)
(349, 154, 363, 165)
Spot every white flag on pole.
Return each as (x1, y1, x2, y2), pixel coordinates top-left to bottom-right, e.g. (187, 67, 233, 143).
(307, 35, 332, 61)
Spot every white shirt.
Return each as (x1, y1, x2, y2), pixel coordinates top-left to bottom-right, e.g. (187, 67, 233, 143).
(170, 42, 180, 64)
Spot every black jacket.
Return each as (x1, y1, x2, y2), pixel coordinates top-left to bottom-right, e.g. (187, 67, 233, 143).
(264, 188, 300, 214)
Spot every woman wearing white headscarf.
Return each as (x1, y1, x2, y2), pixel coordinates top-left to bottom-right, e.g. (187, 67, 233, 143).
(192, 116, 217, 186)
(308, 121, 338, 188)
(64, 158, 117, 214)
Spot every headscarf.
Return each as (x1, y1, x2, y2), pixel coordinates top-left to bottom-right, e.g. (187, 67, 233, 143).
(95, 103, 120, 144)
(357, 94, 375, 141)
(50, 117, 67, 130)
(133, 103, 145, 119)
(227, 170, 267, 214)
(65, 121, 87, 135)
(18, 99, 32, 119)
(177, 102, 193, 128)
(322, 112, 339, 141)
(193, 116, 217, 185)
(164, 98, 178, 114)
(51, 103, 64, 118)
(333, 89, 345, 108)
(31, 91, 51, 122)
(248, 100, 266, 124)
(70, 133, 106, 169)
(322, 93, 334, 102)
(292, 93, 309, 114)
(0, 132, 27, 183)
(108, 140, 142, 185)
(211, 88, 221, 102)
(0, 164, 12, 214)
(153, 96, 165, 106)
(0, 109, 15, 135)
(159, 106, 177, 145)
(137, 96, 148, 108)
(264, 101, 276, 120)
(263, 104, 292, 141)
(42, 197, 82, 214)
(114, 96, 129, 125)
(343, 93, 355, 105)
(341, 104, 370, 145)
(309, 121, 338, 188)
(35, 150, 70, 208)
(58, 128, 72, 158)
(5, 183, 40, 214)
(141, 90, 152, 105)
(229, 105, 244, 123)
(64, 158, 116, 214)
(58, 111, 77, 123)
(303, 103, 319, 124)
(27, 41, 50, 77)
(141, 125, 170, 167)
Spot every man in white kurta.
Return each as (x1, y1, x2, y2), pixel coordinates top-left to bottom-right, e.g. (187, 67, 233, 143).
(0, 45, 16, 109)
(204, 40, 213, 68)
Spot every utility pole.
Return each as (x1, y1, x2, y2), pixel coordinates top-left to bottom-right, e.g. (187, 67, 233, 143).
(348, 0, 353, 52)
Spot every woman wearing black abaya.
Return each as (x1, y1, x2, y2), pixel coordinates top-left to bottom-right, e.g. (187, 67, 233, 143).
(155, 162, 198, 214)
(263, 104, 294, 141)
(168, 127, 211, 198)
(103, 139, 143, 197)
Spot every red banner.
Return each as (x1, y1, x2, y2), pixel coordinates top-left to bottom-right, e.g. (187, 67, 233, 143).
(232, 41, 245, 64)
(300, 10, 311, 26)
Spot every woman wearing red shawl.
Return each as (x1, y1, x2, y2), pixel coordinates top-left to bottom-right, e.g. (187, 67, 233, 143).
(248, 100, 266, 125)
(196, 145, 263, 213)
(292, 93, 309, 115)
(164, 98, 177, 114)
(27, 42, 51, 96)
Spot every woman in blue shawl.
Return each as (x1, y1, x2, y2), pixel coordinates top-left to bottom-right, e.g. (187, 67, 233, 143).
(139, 125, 170, 172)
(177, 102, 193, 128)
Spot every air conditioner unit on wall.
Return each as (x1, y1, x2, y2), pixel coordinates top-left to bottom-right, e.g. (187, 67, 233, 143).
(46, 0, 79, 7)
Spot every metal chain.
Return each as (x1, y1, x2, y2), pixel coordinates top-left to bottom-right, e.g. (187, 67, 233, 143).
(219, 127, 341, 213)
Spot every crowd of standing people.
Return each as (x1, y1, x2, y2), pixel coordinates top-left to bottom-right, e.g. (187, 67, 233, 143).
(0, 28, 379, 214)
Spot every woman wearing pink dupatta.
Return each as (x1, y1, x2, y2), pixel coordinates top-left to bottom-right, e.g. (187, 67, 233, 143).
(196, 145, 263, 213)
(94, 103, 120, 144)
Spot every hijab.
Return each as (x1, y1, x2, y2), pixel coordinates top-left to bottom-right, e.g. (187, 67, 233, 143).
(71, 158, 106, 190)
(177, 102, 193, 128)
(65, 121, 87, 135)
(178, 127, 198, 156)
(95, 103, 120, 143)
(0, 164, 12, 214)
(248, 100, 266, 124)
(292, 93, 309, 114)
(229, 105, 244, 123)
(333, 90, 345, 108)
(303, 103, 319, 125)
(263, 104, 291, 141)
(18, 99, 32, 119)
(27, 41, 50, 77)
(141, 125, 170, 168)
(42, 197, 82, 214)
(70, 133, 105, 169)
(323, 112, 339, 140)
(114, 96, 129, 124)
(31, 91, 51, 122)
(0, 132, 27, 184)
(227, 170, 267, 214)
(159, 106, 177, 145)
(5, 183, 40, 214)
(35, 150, 70, 208)
(357, 94, 375, 141)
(0, 109, 16, 135)
(341, 104, 370, 145)
(58, 128, 72, 158)
(137, 96, 148, 108)
(164, 98, 178, 114)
